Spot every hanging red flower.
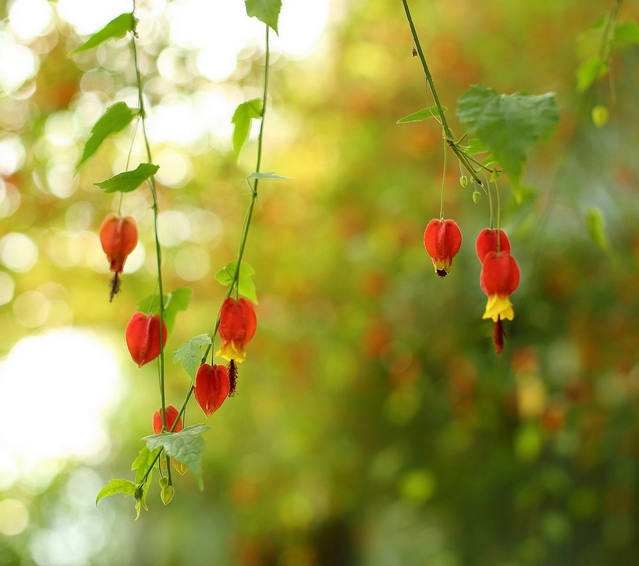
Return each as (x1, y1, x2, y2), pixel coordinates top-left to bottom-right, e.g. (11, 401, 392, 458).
(152, 404, 183, 434)
(99, 214, 138, 300)
(423, 218, 462, 277)
(195, 363, 230, 416)
(125, 312, 167, 367)
(217, 298, 257, 363)
(475, 228, 510, 263)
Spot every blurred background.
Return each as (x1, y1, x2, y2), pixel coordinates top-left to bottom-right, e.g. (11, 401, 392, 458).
(1, 0, 639, 564)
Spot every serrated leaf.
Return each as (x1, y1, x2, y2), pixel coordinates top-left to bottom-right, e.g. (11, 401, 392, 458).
(232, 98, 263, 157)
(95, 163, 159, 193)
(396, 105, 446, 124)
(585, 207, 609, 252)
(77, 102, 138, 169)
(96, 479, 136, 505)
(576, 57, 608, 92)
(244, 0, 282, 33)
(247, 171, 288, 181)
(457, 85, 559, 181)
(138, 287, 192, 334)
(143, 424, 209, 486)
(173, 334, 212, 378)
(614, 20, 639, 49)
(215, 261, 258, 303)
(74, 12, 135, 53)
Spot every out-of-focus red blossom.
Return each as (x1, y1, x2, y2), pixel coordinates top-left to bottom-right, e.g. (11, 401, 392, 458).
(475, 228, 510, 262)
(195, 363, 230, 416)
(99, 214, 138, 300)
(217, 298, 257, 363)
(152, 404, 183, 434)
(541, 404, 565, 433)
(423, 218, 462, 277)
(125, 312, 167, 367)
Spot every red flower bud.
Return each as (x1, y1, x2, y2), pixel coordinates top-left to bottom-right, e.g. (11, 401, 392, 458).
(475, 228, 510, 263)
(152, 404, 183, 434)
(423, 218, 462, 277)
(125, 312, 167, 367)
(480, 252, 520, 298)
(99, 214, 138, 300)
(217, 298, 257, 363)
(195, 363, 230, 416)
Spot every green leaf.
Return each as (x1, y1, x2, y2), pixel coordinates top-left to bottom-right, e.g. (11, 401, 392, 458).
(457, 85, 559, 181)
(173, 334, 212, 378)
(138, 287, 192, 334)
(96, 479, 136, 505)
(95, 163, 159, 193)
(215, 261, 258, 303)
(244, 0, 282, 33)
(232, 98, 263, 157)
(144, 424, 209, 487)
(576, 57, 608, 92)
(614, 20, 639, 49)
(247, 171, 288, 181)
(73, 13, 135, 53)
(77, 102, 138, 169)
(396, 105, 446, 124)
(585, 207, 609, 252)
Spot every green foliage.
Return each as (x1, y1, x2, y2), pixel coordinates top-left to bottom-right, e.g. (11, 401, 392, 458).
(130, 446, 160, 519)
(138, 288, 192, 334)
(95, 163, 159, 193)
(576, 57, 608, 92)
(232, 98, 263, 157)
(144, 425, 209, 488)
(95, 478, 136, 505)
(396, 105, 446, 124)
(585, 207, 609, 252)
(215, 261, 258, 303)
(173, 334, 212, 378)
(247, 171, 288, 182)
(614, 20, 639, 48)
(73, 12, 135, 53)
(77, 102, 138, 169)
(244, 0, 282, 33)
(457, 85, 559, 181)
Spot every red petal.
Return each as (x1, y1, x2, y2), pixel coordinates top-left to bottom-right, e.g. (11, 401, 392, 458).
(475, 228, 510, 263)
(480, 252, 520, 296)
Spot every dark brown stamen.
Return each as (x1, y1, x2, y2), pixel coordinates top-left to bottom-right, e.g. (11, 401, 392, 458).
(493, 318, 505, 354)
(228, 359, 238, 396)
(109, 272, 121, 302)
(436, 269, 448, 277)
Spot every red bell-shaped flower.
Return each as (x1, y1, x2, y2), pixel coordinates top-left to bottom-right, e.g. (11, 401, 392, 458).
(217, 298, 257, 363)
(152, 404, 183, 434)
(423, 218, 462, 277)
(125, 312, 167, 367)
(99, 214, 138, 300)
(195, 363, 230, 416)
(475, 228, 510, 263)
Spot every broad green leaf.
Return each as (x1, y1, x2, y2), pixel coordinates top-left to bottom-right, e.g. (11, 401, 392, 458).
(138, 287, 192, 334)
(232, 98, 263, 157)
(614, 20, 639, 49)
(244, 0, 282, 33)
(457, 85, 559, 181)
(173, 334, 212, 378)
(96, 478, 136, 505)
(144, 424, 209, 486)
(131, 446, 160, 483)
(396, 105, 446, 124)
(247, 171, 288, 181)
(77, 102, 138, 169)
(95, 163, 159, 193)
(576, 57, 608, 92)
(585, 207, 609, 252)
(215, 261, 258, 303)
(74, 13, 135, 53)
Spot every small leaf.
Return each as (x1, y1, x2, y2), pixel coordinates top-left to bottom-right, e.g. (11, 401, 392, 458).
(244, 0, 282, 33)
(74, 13, 135, 54)
(247, 172, 288, 181)
(143, 424, 209, 486)
(138, 287, 192, 334)
(614, 20, 639, 49)
(232, 98, 263, 157)
(77, 102, 138, 169)
(576, 57, 608, 92)
(173, 334, 212, 378)
(457, 85, 559, 181)
(215, 261, 258, 303)
(396, 105, 446, 124)
(585, 207, 609, 252)
(96, 479, 136, 505)
(95, 163, 159, 193)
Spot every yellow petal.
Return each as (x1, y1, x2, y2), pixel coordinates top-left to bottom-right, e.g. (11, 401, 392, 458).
(217, 341, 247, 363)
(482, 294, 514, 322)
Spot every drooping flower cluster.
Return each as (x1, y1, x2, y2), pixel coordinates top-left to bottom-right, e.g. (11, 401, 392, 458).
(423, 218, 463, 277)
(99, 214, 138, 301)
